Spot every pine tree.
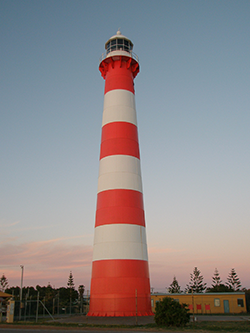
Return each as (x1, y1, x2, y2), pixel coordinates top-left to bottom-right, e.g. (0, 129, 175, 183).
(185, 267, 207, 293)
(67, 271, 75, 290)
(0, 274, 9, 292)
(226, 268, 241, 291)
(168, 276, 181, 293)
(67, 271, 75, 315)
(211, 268, 222, 289)
(206, 268, 229, 292)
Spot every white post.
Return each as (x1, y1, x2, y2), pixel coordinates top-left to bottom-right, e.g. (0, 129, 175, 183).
(19, 265, 24, 320)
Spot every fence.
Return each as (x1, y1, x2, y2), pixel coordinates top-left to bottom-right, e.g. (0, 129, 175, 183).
(4, 295, 89, 322)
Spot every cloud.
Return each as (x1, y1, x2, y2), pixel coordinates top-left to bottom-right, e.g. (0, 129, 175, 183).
(0, 220, 20, 228)
(148, 246, 185, 254)
(0, 238, 93, 289)
(147, 245, 250, 291)
(1, 240, 249, 291)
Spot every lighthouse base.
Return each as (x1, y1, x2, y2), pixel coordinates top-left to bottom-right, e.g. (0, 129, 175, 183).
(87, 295, 154, 317)
(87, 293, 154, 317)
(87, 312, 154, 317)
(88, 259, 154, 317)
(87, 308, 154, 317)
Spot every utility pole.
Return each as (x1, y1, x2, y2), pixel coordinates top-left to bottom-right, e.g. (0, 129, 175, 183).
(19, 265, 24, 320)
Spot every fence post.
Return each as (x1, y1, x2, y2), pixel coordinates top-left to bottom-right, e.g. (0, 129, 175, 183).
(28, 296, 32, 319)
(57, 291, 60, 315)
(36, 292, 39, 323)
(192, 288, 195, 322)
(24, 293, 28, 321)
(53, 298, 55, 315)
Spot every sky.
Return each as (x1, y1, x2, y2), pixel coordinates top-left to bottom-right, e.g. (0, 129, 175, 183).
(1, 0, 250, 293)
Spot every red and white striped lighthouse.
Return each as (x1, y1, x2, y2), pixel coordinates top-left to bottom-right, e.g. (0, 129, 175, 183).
(88, 31, 153, 317)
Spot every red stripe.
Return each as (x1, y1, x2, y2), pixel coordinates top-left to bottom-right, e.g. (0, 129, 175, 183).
(102, 60, 135, 94)
(95, 189, 145, 227)
(88, 259, 153, 317)
(101, 122, 138, 142)
(100, 122, 140, 159)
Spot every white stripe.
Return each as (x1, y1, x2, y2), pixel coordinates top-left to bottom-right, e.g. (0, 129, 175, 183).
(97, 155, 142, 193)
(102, 89, 137, 126)
(92, 224, 148, 261)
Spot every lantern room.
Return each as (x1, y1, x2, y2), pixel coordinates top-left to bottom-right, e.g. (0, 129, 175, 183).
(105, 30, 133, 54)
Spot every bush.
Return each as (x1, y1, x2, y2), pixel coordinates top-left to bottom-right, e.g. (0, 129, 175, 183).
(154, 297, 190, 327)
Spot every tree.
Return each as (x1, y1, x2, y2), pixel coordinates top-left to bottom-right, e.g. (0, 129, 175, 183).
(211, 268, 222, 289)
(67, 271, 75, 290)
(206, 268, 225, 292)
(168, 276, 181, 293)
(154, 297, 190, 327)
(0, 274, 9, 292)
(226, 268, 241, 291)
(186, 267, 207, 293)
(67, 271, 75, 315)
(207, 283, 233, 293)
(78, 285, 85, 298)
(78, 285, 85, 313)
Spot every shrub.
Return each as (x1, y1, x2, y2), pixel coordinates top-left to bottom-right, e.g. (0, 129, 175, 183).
(154, 297, 190, 327)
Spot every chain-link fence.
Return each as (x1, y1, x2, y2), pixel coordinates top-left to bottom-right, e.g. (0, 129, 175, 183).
(3, 296, 89, 322)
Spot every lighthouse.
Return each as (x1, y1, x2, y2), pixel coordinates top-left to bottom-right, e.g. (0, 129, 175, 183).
(88, 31, 153, 317)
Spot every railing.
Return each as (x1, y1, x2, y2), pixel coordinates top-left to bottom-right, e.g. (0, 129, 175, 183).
(99, 51, 139, 64)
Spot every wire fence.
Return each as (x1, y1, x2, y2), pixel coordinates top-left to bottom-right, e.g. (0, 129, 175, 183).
(2, 293, 154, 322)
(1, 296, 90, 322)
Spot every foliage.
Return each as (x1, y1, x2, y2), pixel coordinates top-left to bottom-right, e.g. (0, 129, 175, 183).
(78, 285, 85, 298)
(226, 268, 241, 291)
(67, 271, 75, 290)
(66, 271, 76, 314)
(78, 284, 85, 313)
(154, 297, 190, 327)
(5, 282, 82, 315)
(207, 283, 233, 293)
(168, 276, 181, 293)
(211, 268, 222, 288)
(186, 267, 207, 293)
(58, 286, 78, 307)
(0, 274, 9, 292)
(206, 268, 232, 292)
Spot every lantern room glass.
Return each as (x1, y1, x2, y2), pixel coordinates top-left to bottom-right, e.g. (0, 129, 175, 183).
(106, 39, 133, 54)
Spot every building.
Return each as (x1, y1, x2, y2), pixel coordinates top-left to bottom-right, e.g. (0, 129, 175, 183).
(151, 292, 247, 314)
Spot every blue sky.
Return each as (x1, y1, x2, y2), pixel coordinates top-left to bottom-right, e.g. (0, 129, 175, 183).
(1, 0, 250, 292)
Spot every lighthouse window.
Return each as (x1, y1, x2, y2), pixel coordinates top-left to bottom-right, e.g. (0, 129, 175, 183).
(117, 39, 123, 49)
(106, 42, 110, 52)
(106, 39, 132, 54)
(124, 40, 129, 51)
(110, 39, 116, 52)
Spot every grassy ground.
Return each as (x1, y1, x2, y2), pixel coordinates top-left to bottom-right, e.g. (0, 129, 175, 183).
(1, 320, 250, 332)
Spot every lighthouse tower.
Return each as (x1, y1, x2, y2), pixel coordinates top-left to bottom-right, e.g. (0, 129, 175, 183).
(88, 31, 153, 317)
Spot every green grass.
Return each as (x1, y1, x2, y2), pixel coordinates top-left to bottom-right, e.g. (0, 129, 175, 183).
(147, 321, 250, 332)
(1, 320, 250, 332)
(186, 321, 250, 332)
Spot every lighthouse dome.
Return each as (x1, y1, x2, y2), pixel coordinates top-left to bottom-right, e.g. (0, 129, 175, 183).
(105, 29, 133, 55)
